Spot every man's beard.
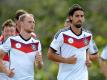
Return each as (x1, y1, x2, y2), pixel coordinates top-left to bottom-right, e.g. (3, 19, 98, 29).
(75, 24, 82, 28)
(27, 31, 32, 33)
(25, 30, 32, 33)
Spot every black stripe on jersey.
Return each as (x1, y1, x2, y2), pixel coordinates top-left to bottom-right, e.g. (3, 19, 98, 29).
(70, 27, 82, 36)
(86, 48, 89, 53)
(19, 34, 31, 41)
(49, 46, 60, 55)
(49, 46, 57, 52)
(54, 27, 70, 39)
(91, 52, 98, 55)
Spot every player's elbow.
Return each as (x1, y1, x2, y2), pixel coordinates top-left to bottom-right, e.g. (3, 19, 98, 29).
(47, 49, 54, 60)
(47, 51, 52, 60)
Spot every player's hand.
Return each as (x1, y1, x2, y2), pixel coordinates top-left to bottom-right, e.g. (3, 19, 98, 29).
(35, 52, 43, 69)
(36, 53, 42, 63)
(5, 69, 15, 78)
(65, 55, 77, 64)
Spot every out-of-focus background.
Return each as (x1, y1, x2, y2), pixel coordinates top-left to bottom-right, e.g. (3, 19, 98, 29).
(0, 0, 107, 80)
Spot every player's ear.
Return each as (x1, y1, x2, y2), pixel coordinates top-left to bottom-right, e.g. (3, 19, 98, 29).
(19, 20, 23, 26)
(69, 16, 72, 21)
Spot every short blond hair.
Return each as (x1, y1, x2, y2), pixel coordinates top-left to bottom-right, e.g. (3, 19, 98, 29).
(2, 19, 15, 30)
(19, 13, 34, 21)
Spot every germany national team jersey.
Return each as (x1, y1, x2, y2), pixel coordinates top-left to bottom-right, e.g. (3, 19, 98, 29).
(101, 46, 107, 60)
(0, 34, 41, 80)
(50, 27, 98, 80)
(16, 31, 36, 38)
(0, 35, 11, 80)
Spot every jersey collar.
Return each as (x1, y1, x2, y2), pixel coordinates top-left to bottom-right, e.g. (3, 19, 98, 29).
(69, 27, 82, 36)
(19, 34, 31, 41)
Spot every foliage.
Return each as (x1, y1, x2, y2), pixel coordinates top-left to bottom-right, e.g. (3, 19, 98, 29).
(0, 0, 107, 80)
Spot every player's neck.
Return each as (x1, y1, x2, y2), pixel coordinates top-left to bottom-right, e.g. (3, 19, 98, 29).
(70, 25, 82, 36)
(16, 24, 21, 33)
(20, 31, 31, 40)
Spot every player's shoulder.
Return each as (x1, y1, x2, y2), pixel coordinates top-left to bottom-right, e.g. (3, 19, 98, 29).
(0, 35, 4, 41)
(103, 45, 107, 50)
(54, 27, 70, 38)
(59, 27, 70, 33)
(0, 35, 4, 44)
(31, 32, 36, 38)
(6, 35, 20, 42)
(82, 28, 92, 36)
(9, 35, 19, 39)
(31, 37, 41, 43)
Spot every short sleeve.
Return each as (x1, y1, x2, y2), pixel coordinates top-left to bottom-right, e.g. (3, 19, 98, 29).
(101, 46, 107, 60)
(38, 41, 42, 52)
(50, 32, 63, 53)
(88, 36, 98, 54)
(0, 38, 11, 53)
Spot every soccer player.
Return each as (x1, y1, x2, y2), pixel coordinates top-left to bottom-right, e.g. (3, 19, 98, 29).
(15, 9, 36, 38)
(64, 17, 98, 66)
(0, 14, 43, 80)
(0, 19, 16, 44)
(64, 18, 71, 27)
(64, 18, 97, 66)
(0, 19, 16, 80)
(48, 4, 98, 80)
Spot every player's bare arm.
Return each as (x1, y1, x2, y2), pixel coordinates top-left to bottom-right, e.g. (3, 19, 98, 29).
(86, 48, 99, 61)
(0, 49, 14, 78)
(99, 58, 107, 78)
(48, 47, 77, 64)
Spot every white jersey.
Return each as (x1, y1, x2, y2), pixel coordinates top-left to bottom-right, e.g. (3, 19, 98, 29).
(50, 27, 94, 80)
(0, 60, 13, 80)
(0, 35, 42, 80)
(0, 37, 13, 80)
(101, 46, 107, 60)
(87, 32, 98, 54)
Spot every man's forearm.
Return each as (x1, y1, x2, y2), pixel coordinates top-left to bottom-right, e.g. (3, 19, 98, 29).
(0, 50, 8, 74)
(99, 59, 107, 78)
(48, 48, 67, 63)
(0, 59, 8, 73)
(48, 48, 77, 64)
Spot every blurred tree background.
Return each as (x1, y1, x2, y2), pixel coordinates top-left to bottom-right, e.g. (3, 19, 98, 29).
(0, 0, 107, 80)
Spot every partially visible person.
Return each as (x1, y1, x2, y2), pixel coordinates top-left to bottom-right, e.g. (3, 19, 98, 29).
(0, 19, 16, 80)
(14, 9, 36, 38)
(14, 9, 41, 70)
(15, 9, 28, 34)
(64, 18, 71, 27)
(0, 19, 16, 44)
(100, 46, 107, 79)
(0, 13, 43, 80)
